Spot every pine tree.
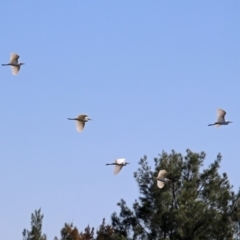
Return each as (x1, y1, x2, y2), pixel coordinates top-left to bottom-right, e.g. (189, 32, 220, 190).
(96, 218, 126, 240)
(60, 223, 95, 240)
(60, 220, 125, 240)
(111, 149, 240, 240)
(23, 208, 47, 240)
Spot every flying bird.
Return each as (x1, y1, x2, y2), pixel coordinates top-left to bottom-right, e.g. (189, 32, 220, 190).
(156, 170, 171, 189)
(208, 109, 232, 127)
(2, 53, 24, 75)
(67, 114, 92, 132)
(106, 159, 130, 175)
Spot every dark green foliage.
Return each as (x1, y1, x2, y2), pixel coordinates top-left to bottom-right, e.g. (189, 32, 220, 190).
(22, 208, 47, 240)
(111, 149, 240, 240)
(96, 218, 122, 240)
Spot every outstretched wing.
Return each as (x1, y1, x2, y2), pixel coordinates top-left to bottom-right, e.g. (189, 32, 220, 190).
(76, 121, 85, 132)
(114, 165, 123, 175)
(10, 53, 19, 64)
(157, 170, 167, 178)
(11, 66, 20, 75)
(157, 181, 165, 189)
(217, 109, 226, 122)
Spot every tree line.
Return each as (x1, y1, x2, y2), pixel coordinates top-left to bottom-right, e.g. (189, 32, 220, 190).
(22, 150, 240, 240)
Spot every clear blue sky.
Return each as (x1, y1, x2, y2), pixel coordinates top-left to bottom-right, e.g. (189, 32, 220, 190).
(1, 1, 240, 239)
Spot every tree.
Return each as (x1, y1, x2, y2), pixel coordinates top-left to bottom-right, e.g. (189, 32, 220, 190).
(59, 219, 125, 240)
(60, 223, 94, 240)
(111, 149, 240, 240)
(22, 210, 125, 240)
(23, 208, 47, 240)
(96, 218, 126, 240)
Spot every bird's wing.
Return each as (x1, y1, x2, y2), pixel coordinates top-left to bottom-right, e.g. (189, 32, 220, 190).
(115, 158, 126, 164)
(217, 109, 226, 122)
(157, 181, 165, 189)
(215, 124, 221, 128)
(76, 121, 85, 132)
(158, 170, 167, 178)
(10, 53, 19, 64)
(114, 165, 123, 175)
(11, 66, 20, 75)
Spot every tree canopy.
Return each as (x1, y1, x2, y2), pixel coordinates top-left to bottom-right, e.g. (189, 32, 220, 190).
(23, 211, 125, 240)
(23, 209, 47, 240)
(22, 150, 240, 240)
(59, 219, 125, 240)
(112, 149, 240, 240)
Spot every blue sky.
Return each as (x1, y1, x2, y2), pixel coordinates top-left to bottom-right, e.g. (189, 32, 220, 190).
(1, 1, 240, 239)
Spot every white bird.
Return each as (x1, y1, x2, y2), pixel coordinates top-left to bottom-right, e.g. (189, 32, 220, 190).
(67, 114, 92, 132)
(208, 109, 232, 127)
(106, 159, 130, 175)
(156, 170, 171, 189)
(2, 53, 24, 75)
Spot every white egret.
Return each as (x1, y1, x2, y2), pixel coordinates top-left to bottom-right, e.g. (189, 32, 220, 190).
(208, 109, 232, 127)
(106, 159, 130, 175)
(67, 114, 92, 132)
(2, 53, 24, 75)
(156, 170, 171, 189)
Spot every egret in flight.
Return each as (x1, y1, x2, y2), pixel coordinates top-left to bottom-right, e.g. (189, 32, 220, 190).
(2, 53, 24, 75)
(106, 159, 130, 175)
(67, 114, 92, 132)
(208, 109, 232, 127)
(156, 170, 171, 189)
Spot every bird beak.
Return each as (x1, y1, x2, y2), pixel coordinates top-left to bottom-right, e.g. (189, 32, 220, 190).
(88, 118, 92, 120)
